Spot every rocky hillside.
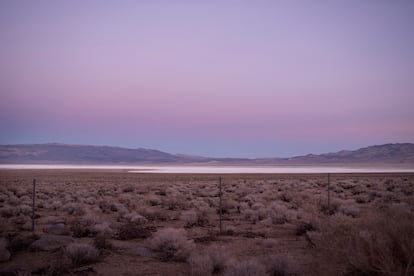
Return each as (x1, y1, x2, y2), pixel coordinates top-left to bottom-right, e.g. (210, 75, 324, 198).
(0, 143, 413, 164)
(287, 143, 414, 164)
(0, 143, 179, 164)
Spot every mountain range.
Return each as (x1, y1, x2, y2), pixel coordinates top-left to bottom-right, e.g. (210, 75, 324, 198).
(0, 143, 413, 164)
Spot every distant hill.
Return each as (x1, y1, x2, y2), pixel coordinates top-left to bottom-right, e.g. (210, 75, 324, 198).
(285, 143, 414, 164)
(0, 143, 413, 164)
(0, 143, 179, 164)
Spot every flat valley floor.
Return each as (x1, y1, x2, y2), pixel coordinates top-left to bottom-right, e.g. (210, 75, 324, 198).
(0, 170, 413, 275)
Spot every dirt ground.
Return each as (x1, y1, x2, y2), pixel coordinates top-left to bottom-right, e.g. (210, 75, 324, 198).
(0, 170, 413, 275)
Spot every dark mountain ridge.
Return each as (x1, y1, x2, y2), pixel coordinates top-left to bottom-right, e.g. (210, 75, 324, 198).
(0, 143, 413, 164)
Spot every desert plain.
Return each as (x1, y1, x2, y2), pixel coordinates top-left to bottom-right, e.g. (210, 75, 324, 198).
(0, 169, 413, 275)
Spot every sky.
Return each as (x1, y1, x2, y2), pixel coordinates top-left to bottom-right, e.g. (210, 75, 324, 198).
(0, 0, 413, 158)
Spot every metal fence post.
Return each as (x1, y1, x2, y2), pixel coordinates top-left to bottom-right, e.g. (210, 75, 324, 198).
(327, 173, 330, 214)
(219, 176, 222, 235)
(32, 179, 36, 232)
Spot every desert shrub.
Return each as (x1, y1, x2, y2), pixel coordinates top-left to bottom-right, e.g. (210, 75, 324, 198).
(181, 209, 210, 227)
(237, 202, 250, 213)
(129, 213, 148, 224)
(319, 200, 339, 215)
(162, 196, 189, 210)
(0, 206, 15, 218)
(6, 233, 38, 254)
(220, 199, 237, 214)
(16, 204, 32, 216)
(92, 222, 114, 237)
(222, 225, 236, 236)
(355, 195, 371, 204)
(11, 216, 31, 231)
(99, 201, 112, 214)
(242, 209, 259, 224)
(110, 203, 129, 215)
(70, 218, 96, 238)
(83, 197, 96, 205)
(123, 211, 148, 224)
(262, 255, 299, 276)
(117, 222, 152, 240)
(189, 245, 231, 275)
(122, 186, 134, 193)
(94, 235, 112, 250)
(181, 210, 198, 227)
(280, 192, 294, 203)
(295, 222, 316, 236)
(225, 259, 266, 276)
(62, 203, 85, 216)
(269, 203, 291, 224)
(147, 195, 162, 206)
(251, 202, 265, 211)
(312, 208, 414, 275)
(0, 238, 10, 262)
(139, 208, 168, 221)
(154, 189, 167, 196)
(338, 205, 360, 217)
(149, 228, 194, 262)
(65, 242, 99, 266)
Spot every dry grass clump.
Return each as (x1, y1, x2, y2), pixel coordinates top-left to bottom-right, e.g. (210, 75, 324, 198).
(150, 227, 194, 262)
(64, 242, 99, 266)
(312, 208, 414, 275)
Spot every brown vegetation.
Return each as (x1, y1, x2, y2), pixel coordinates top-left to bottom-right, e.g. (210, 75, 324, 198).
(0, 170, 413, 275)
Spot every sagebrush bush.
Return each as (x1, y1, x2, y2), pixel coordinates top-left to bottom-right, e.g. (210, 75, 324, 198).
(62, 203, 85, 216)
(338, 204, 360, 218)
(313, 208, 414, 275)
(117, 222, 152, 240)
(319, 200, 339, 215)
(150, 228, 194, 262)
(189, 245, 231, 275)
(70, 218, 96, 238)
(124, 212, 148, 224)
(65, 242, 99, 266)
(181, 209, 209, 227)
(94, 235, 112, 250)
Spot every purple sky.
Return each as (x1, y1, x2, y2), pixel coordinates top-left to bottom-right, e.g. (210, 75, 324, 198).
(1, 1, 413, 158)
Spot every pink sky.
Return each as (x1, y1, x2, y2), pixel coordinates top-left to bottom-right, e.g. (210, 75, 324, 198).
(1, 1, 413, 157)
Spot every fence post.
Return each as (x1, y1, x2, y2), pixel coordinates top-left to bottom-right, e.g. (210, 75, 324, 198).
(32, 179, 36, 232)
(219, 176, 222, 235)
(327, 173, 330, 214)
